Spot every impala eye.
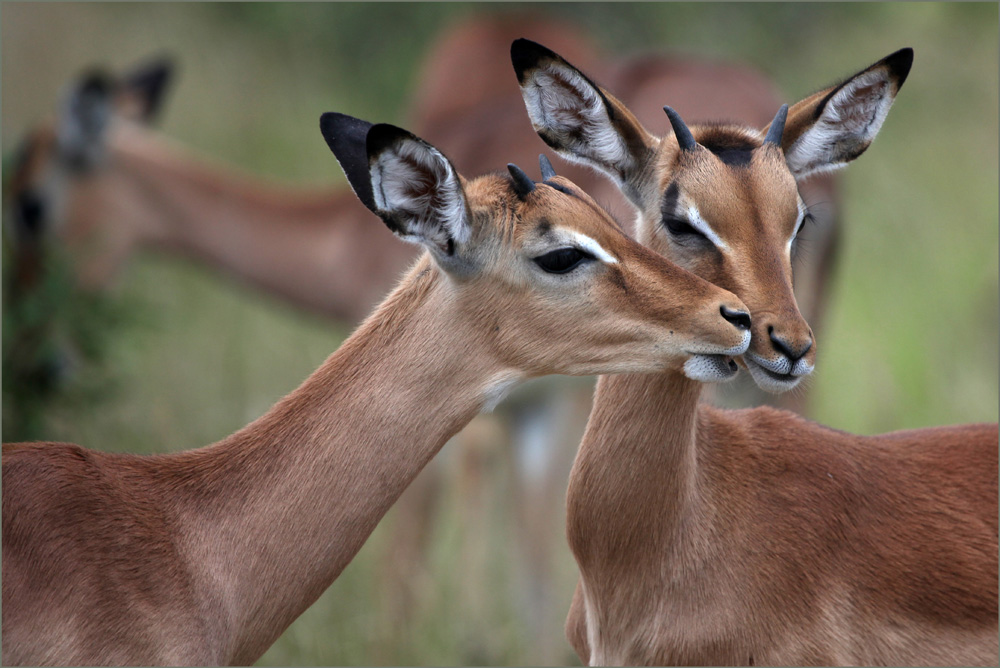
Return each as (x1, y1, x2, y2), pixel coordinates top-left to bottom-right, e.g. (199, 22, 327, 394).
(793, 211, 816, 240)
(533, 247, 595, 274)
(663, 216, 708, 242)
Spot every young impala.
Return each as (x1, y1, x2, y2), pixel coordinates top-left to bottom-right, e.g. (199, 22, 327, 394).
(2, 112, 753, 666)
(513, 39, 998, 666)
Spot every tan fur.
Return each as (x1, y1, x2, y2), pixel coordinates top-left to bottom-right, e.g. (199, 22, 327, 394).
(2, 158, 749, 665)
(569, 375, 997, 666)
(513, 44, 998, 665)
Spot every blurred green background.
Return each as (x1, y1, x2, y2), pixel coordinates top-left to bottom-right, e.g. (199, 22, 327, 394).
(3, 3, 997, 665)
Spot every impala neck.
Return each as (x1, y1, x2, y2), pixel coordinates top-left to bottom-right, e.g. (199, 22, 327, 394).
(567, 369, 707, 585)
(170, 260, 511, 663)
(98, 124, 415, 321)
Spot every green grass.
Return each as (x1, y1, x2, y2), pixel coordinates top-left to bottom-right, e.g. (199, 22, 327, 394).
(3, 3, 997, 665)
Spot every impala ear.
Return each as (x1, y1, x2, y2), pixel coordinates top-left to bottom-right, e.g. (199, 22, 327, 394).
(511, 38, 657, 204)
(769, 48, 913, 180)
(365, 123, 472, 260)
(57, 69, 116, 171)
(118, 56, 175, 123)
(320, 113, 473, 265)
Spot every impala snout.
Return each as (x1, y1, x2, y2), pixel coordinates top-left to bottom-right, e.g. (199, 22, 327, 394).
(681, 296, 752, 383)
(743, 311, 815, 393)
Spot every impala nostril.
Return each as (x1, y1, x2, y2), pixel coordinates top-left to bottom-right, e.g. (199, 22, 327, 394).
(720, 305, 751, 331)
(769, 329, 813, 362)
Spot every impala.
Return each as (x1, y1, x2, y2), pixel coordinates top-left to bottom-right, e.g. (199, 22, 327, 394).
(2, 111, 754, 666)
(513, 39, 998, 666)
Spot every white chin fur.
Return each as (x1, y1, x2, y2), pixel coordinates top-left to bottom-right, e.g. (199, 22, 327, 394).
(683, 355, 739, 383)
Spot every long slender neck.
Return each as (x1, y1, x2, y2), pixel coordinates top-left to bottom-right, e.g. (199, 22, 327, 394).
(567, 370, 706, 596)
(162, 260, 510, 663)
(101, 125, 416, 321)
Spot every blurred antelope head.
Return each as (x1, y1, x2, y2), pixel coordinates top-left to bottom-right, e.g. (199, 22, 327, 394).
(5, 57, 174, 290)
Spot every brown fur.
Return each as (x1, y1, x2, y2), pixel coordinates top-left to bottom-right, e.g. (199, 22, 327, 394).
(568, 377, 998, 665)
(2, 157, 749, 665)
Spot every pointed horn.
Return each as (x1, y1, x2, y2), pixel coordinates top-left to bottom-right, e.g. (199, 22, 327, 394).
(539, 154, 556, 181)
(663, 106, 697, 152)
(764, 104, 789, 147)
(507, 163, 536, 198)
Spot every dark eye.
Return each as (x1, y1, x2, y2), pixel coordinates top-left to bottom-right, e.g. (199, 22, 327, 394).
(794, 211, 816, 240)
(790, 211, 816, 249)
(533, 247, 595, 274)
(663, 216, 708, 242)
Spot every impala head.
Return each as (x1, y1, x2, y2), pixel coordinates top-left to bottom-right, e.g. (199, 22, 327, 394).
(319, 112, 751, 383)
(5, 57, 174, 289)
(512, 39, 912, 392)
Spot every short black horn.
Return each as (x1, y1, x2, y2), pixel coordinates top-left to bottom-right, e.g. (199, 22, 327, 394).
(508, 163, 536, 198)
(539, 154, 556, 181)
(764, 104, 788, 147)
(663, 106, 697, 152)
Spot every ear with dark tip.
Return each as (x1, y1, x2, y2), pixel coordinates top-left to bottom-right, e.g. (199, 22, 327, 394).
(762, 104, 788, 147)
(511, 37, 656, 205)
(663, 106, 698, 152)
(508, 163, 536, 199)
(120, 56, 175, 123)
(58, 69, 116, 169)
(511, 38, 565, 85)
(539, 154, 556, 181)
(319, 112, 377, 213)
(365, 122, 473, 261)
(774, 48, 913, 180)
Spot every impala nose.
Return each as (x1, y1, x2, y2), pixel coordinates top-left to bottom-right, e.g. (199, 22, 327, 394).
(768, 325, 812, 361)
(720, 305, 751, 331)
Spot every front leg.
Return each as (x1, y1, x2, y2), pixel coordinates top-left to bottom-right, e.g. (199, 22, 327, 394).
(566, 579, 591, 665)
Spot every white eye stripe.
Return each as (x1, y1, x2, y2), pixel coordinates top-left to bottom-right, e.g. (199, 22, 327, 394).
(686, 205, 729, 251)
(554, 230, 618, 265)
(787, 200, 808, 254)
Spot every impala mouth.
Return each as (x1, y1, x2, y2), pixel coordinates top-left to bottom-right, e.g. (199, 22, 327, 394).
(744, 353, 813, 393)
(682, 330, 750, 382)
(683, 354, 739, 382)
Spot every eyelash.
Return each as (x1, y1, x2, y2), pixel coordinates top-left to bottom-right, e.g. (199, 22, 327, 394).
(663, 216, 710, 244)
(795, 211, 816, 237)
(533, 247, 596, 274)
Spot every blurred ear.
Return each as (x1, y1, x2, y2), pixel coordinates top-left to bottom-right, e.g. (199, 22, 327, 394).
(320, 113, 473, 266)
(511, 38, 657, 204)
(57, 69, 116, 170)
(767, 48, 913, 180)
(118, 56, 175, 123)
